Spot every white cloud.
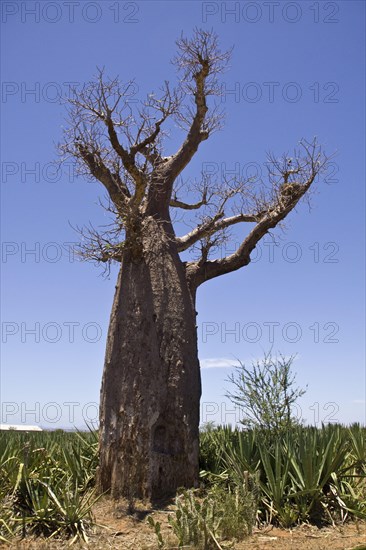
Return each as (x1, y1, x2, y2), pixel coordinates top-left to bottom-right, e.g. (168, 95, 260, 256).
(352, 399, 366, 405)
(199, 353, 298, 370)
(200, 357, 241, 369)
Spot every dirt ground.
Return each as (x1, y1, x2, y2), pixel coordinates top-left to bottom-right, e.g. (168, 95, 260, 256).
(8, 497, 366, 550)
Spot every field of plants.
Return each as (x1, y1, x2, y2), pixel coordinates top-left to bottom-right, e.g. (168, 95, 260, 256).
(0, 424, 365, 548)
(0, 429, 99, 544)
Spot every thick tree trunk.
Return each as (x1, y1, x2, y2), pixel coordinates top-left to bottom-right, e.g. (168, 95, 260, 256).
(97, 215, 201, 501)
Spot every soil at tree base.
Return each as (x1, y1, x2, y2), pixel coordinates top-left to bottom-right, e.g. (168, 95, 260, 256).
(8, 498, 366, 549)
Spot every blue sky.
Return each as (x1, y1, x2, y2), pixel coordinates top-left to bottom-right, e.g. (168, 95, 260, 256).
(1, 0, 365, 429)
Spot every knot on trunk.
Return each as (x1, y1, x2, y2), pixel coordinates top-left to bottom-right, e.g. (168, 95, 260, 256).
(279, 182, 303, 207)
(125, 215, 144, 260)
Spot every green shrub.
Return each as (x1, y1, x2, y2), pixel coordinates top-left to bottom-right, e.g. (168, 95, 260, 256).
(148, 484, 256, 549)
(226, 353, 306, 443)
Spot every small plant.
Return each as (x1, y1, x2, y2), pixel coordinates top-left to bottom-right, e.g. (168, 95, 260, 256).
(168, 489, 220, 549)
(148, 485, 255, 549)
(226, 352, 306, 442)
(147, 516, 164, 549)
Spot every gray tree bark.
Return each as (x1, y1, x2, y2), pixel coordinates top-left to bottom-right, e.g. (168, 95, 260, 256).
(97, 216, 201, 499)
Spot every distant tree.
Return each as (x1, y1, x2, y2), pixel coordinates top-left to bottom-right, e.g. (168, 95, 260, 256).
(60, 28, 328, 500)
(226, 353, 307, 438)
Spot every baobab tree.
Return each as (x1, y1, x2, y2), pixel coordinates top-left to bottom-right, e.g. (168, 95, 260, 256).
(60, 29, 328, 501)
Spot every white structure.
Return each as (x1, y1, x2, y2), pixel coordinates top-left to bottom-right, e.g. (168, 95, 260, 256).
(0, 424, 43, 431)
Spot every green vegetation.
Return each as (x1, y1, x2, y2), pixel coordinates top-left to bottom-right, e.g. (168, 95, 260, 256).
(149, 484, 256, 549)
(0, 428, 99, 543)
(226, 353, 306, 439)
(0, 423, 365, 546)
(199, 423, 366, 528)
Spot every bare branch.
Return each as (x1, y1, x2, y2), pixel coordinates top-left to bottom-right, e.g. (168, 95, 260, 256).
(176, 212, 257, 252)
(59, 71, 146, 206)
(175, 172, 259, 253)
(186, 139, 329, 287)
(130, 82, 182, 162)
(104, 116, 145, 187)
(166, 29, 231, 180)
(68, 197, 126, 277)
(75, 223, 124, 263)
(75, 142, 129, 210)
(170, 173, 211, 211)
(170, 197, 206, 210)
(71, 219, 124, 265)
(58, 36, 330, 289)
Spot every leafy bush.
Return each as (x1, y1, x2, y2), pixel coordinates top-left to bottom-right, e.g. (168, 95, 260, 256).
(148, 484, 256, 549)
(226, 353, 306, 442)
